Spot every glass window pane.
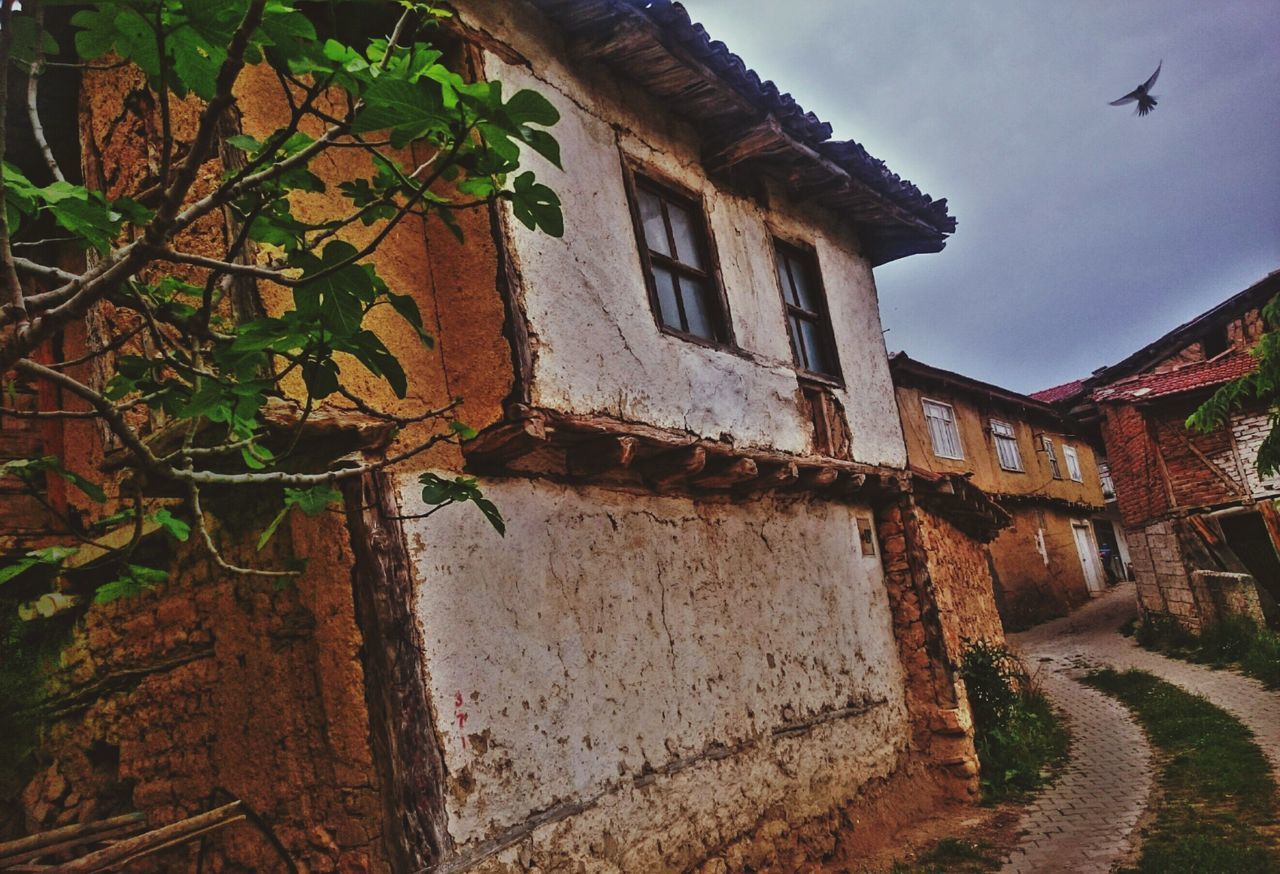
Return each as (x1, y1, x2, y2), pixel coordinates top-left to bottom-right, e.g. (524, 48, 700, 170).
(798, 319, 832, 375)
(667, 201, 706, 271)
(777, 255, 799, 307)
(788, 256, 820, 312)
(680, 276, 716, 340)
(637, 188, 671, 257)
(651, 266, 682, 330)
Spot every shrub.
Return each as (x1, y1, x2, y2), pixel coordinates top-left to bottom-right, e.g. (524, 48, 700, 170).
(959, 641, 1069, 802)
(1133, 612, 1196, 651)
(1135, 612, 1280, 689)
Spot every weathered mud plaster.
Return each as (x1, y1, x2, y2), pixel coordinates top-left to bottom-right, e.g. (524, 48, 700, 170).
(458, 1, 906, 468)
(397, 473, 909, 870)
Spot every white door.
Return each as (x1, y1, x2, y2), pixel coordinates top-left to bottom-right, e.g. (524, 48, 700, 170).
(1073, 523, 1105, 594)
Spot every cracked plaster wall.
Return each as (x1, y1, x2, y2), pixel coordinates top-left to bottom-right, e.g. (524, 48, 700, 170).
(397, 473, 909, 870)
(460, 1, 907, 467)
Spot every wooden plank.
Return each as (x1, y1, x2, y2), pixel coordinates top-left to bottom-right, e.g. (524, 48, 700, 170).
(566, 436, 637, 478)
(1257, 501, 1280, 558)
(0, 813, 146, 866)
(639, 445, 706, 490)
(463, 417, 548, 465)
(797, 467, 838, 489)
(1173, 428, 1246, 497)
(691, 457, 757, 490)
(737, 461, 798, 494)
(58, 803, 245, 873)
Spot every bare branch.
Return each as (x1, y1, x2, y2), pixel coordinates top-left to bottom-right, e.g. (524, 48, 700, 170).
(0, 0, 31, 328)
(187, 479, 299, 577)
(25, 1, 67, 183)
(12, 257, 81, 286)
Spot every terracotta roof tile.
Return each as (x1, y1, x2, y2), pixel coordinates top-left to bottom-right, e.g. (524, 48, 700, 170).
(1030, 379, 1086, 405)
(1092, 352, 1256, 403)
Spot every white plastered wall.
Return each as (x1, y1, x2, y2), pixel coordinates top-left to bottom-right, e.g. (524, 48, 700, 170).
(398, 474, 909, 869)
(459, 1, 907, 468)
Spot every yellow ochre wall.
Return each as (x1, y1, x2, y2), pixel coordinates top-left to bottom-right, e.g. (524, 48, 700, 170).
(894, 383, 1104, 505)
(894, 383, 1105, 628)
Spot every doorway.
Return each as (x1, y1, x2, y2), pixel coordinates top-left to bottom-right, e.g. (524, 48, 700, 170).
(1073, 522, 1106, 594)
(1216, 511, 1280, 608)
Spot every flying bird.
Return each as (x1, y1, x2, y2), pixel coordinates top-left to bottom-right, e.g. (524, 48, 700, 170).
(1110, 62, 1162, 116)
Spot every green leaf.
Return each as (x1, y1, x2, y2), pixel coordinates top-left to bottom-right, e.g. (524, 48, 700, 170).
(93, 564, 164, 604)
(0, 558, 39, 585)
(505, 89, 560, 127)
(418, 473, 504, 535)
(257, 506, 290, 551)
(381, 294, 432, 348)
(150, 509, 191, 542)
(509, 172, 563, 237)
(449, 421, 478, 441)
(285, 485, 342, 516)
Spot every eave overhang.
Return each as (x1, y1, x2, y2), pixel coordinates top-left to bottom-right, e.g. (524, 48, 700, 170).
(524, 0, 955, 266)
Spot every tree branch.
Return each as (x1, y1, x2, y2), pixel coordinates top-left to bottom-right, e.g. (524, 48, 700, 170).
(0, 0, 31, 329)
(25, 1, 67, 183)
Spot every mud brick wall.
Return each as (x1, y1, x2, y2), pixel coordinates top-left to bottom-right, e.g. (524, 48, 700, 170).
(13, 507, 387, 873)
(912, 507, 1007, 658)
(875, 496, 984, 803)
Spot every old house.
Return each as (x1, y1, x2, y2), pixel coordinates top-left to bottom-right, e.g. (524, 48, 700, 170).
(2, 1, 1013, 872)
(890, 354, 1110, 628)
(1056, 271, 1280, 630)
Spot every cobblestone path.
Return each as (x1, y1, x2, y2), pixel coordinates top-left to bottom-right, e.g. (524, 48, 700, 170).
(1000, 582, 1280, 872)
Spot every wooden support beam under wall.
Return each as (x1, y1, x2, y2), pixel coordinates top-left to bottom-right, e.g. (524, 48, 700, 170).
(567, 435, 637, 478)
(691, 456, 758, 490)
(639, 445, 707, 490)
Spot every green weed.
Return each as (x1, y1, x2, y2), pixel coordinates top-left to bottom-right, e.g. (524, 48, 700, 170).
(1083, 668, 1280, 873)
(959, 641, 1069, 802)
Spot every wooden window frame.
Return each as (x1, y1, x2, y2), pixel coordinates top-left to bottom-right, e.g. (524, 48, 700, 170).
(620, 161, 735, 349)
(922, 398, 964, 460)
(1063, 444, 1083, 482)
(1041, 435, 1063, 479)
(772, 238, 843, 385)
(990, 418, 1024, 472)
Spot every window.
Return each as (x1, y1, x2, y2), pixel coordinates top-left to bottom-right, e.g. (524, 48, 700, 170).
(626, 171, 730, 344)
(990, 419, 1023, 472)
(1098, 461, 1116, 501)
(1042, 435, 1062, 479)
(922, 399, 963, 459)
(1063, 444, 1083, 482)
(775, 241, 840, 379)
(1201, 324, 1230, 359)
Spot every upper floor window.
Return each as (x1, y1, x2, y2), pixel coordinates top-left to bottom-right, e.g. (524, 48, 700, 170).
(1063, 444, 1083, 482)
(774, 241, 840, 380)
(1098, 461, 1116, 501)
(990, 419, 1023, 471)
(923, 399, 963, 460)
(625, 170, 731, 345)
(1042, 436, 1062, 479)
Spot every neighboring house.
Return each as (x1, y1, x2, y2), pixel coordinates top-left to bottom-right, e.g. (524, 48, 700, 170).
(1054, 271, 1280, 631)
(890, 354, 1110, 628)
(1030, 378, 1136, 588)
(2, 2, 1015, 872)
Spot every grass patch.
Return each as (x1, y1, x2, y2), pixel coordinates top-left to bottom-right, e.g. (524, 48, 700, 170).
(889, 837, 997, 873)
(959, 641, 1070, 802)
(1135, 613, 1280, 688)
(1083, 668, 1280, 873)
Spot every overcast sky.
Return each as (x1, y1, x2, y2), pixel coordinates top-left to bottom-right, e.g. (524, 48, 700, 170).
(680, 0, 1280, 394)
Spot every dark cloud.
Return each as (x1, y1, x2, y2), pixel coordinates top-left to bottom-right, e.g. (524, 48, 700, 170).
(680, 0, 1280, 393)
